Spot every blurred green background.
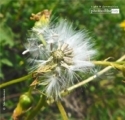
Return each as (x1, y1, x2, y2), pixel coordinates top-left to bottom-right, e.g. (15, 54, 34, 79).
(0, 0, 125, 120)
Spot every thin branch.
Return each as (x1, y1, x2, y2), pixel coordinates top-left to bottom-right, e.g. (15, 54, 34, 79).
(93, 61, 125, 66)
(0, 74, 32, 88)
(56, 101, 68, 120)
(66, 55, 125, 93)
(24, 95, 46, 120)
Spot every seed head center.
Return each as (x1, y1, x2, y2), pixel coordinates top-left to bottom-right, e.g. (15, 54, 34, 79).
(52, 50, 64, 62)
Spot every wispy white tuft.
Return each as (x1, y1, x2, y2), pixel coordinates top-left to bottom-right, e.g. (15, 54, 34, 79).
(22, 19, 96, 100)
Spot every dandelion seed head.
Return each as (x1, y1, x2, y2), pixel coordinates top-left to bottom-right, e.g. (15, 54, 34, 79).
(23, 19, 96, 100)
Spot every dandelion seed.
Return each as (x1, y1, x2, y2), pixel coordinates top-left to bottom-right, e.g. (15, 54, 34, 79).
(23, 19, 96, 100)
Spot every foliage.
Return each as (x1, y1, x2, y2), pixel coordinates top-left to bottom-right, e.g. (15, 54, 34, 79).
(0, 0, 125, 120)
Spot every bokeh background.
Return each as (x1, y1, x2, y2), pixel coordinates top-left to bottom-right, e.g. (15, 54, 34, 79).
(0, 0, 125, 120)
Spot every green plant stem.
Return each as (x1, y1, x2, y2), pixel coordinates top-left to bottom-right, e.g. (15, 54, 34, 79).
(115, 61, 125, 64)
(93, 61, 114, 66)
(66, 55, 125, 93)
(93, 61, 124, 67)
(93, 61, 125, 71)
(24, 95, 46, 120)
(0, 73, 32, 88)
(38, 34, 46, 46)
(56, 101, 68, 120)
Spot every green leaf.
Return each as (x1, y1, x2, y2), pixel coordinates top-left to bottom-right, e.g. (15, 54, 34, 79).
(1, 58, 13, 66)
(0, 22, 14, 47)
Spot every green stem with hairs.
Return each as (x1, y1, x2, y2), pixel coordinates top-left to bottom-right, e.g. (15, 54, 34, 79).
(0, 73, 32, 89)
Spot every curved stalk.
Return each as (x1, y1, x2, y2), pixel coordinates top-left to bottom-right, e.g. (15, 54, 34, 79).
(56, 101, 68, 120)
(24, 95, 46, 120)
(0, 74, 32, 89)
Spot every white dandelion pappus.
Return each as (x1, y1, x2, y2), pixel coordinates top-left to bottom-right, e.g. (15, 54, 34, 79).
(22, 19, 96, 100)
